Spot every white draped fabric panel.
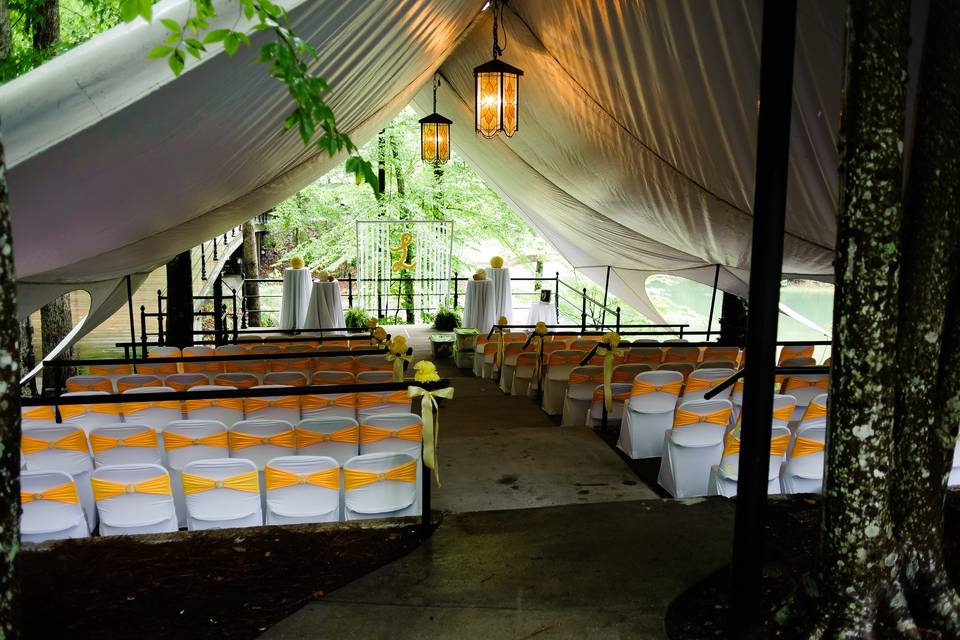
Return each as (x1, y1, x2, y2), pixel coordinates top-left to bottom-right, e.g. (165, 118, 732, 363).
(412, 0, 844, 320)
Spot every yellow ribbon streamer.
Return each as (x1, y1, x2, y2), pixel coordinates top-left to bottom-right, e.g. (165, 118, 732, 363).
(385, 352, 413, 382)
(596, 344, 625, 412)
(408, 386, 455, 487)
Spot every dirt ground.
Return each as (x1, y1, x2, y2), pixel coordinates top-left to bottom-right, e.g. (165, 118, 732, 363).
(19, 520, 430, 640)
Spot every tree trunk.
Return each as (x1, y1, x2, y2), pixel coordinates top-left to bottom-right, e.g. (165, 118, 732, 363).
(376, 129, 386, 207)
(0, 0, 12, 63)
(0, 119, 22, 639)
(242, 220, 260, 328)
(39, 294, 75, 382)
(717, 292, 747, 346)
(814, 0, 911, 636)
(164, 251, 194, 347)
(890, 0, 960, 632)
(30, 0, 58, 51)
(17, 319, 36, 397)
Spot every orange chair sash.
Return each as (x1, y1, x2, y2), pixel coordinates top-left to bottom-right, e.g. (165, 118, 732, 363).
(117, 379, 163, 393)
(89, 364, 130, 376)
(628, 350, 663, 365)
(673, 407, 731, 427)
(356, 390, 410, 408)
(22, 406, 56, 421)
(783, 377, 829, 392)
(21, 482, 79, 504)
(359, 422, 422, 444)
(270, 358, 312, 373)
(122, 400, 183, 415)
(66, 378, 113, 393)
(779, 346, 815, 363)
(723, 433, 791, 458)
(214, 375, 259, 389)
(90, 429, 159, 453)
(181, 353, 222, 373)
(355, 359, 391, 373)
(182, 470, 259, 494)
(772, 404, 797, 422)
(295, 425, 359, 446)
(166, 377, 206, 391)
(243, 396, 301, 412)
(802, 402, 828, 421)
(704, 348, 740, 361)
(59, 403, 122, 421)
(592, 387, 630, 403)
(312, 373, 355, 385)
(663, 349, 699, 363)
(316, 358, 356, 373)
(229, 429, 295, 450)
(684, 377, 724, 393)
(163, 430, 229, 450)
(91, 474, 171, 501)
(302, 394, 357, 410)
(548, 354, 585, 366)
(569, 371, 603, 385)
(630, 379, 683, 396)
(22, 429, 88, 455)
(265, 466, 340, 491)
(344, 459, 417, 490)
(791, 436, 826, 458)
(184, 398, 244, 413)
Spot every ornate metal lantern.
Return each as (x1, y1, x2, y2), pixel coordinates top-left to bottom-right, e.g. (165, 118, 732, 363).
(474, 0, 523, 138)
(419, 75, 452, 163)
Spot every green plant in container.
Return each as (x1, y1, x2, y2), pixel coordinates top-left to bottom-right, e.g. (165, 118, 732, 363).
(433, 307, 461, 331)
(344, 307, 370, 329)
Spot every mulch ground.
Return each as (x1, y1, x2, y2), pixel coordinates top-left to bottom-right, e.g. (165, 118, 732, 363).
(664, 492, 960, 639)
(19, 519, 431, 639)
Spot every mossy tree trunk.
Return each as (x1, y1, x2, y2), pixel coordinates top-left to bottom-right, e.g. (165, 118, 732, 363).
(242, 220, 260, 327)
(0, 122, 22, 639)
(30, 0, 58, 52)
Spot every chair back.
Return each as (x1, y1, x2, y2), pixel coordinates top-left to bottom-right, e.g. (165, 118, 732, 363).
(566, 366, 604, 400)
(312, 371, 356, 386)
(355, 355, 392, 373)
(357, 371, 394, 384)
(88, 363, 131, 387)
(703, 346, 740, 363)
(20, 469, 88, 542)
(781, 357, 817, 368)
(184, 385, 244, 426)
(663, 346, 700, 363)
(343, 452, 418, 518)
(181, 458, 262, 528)
(627, 347, 662, 365)
(545, 350, 586, 381)
(120, 386, 182, 432)
(720, 425, 791, 480)
(116, 374, 163, 393)
(301, 388, 357, 420)
(91, 464, 175, 533)
(165, 373, 209, 391)
(263, 371, 308, 387)
(58, 391, 122, 433)
(315, 355, 356, 374)
(589, 383, 632, 419)
(356, 389, 412, 419)
(772, 394, 798, 430)
(657, 362, 695, 378)
(612, 363, 652, 383)
(569, 339, 598, 352)
(296, 417, 360, 464)
(139, 347, 181, 378)
(264, 455, 341, 523)
(779, 344, 815, 364)
(22, 424, 92, 474)
(697, 360, 737, 370)
(89, 424, 162, 467)
(359, 412, 423, 458)
(670, 399, 733, 447)
(626, 370, 684, 413)
(270, 345, 314, 375)
(244, 385, 301, 424)
(181, 345, 222, 378)
(21, 405, 57, 426)
(780, 374, 830, 417)
(163, 420, 230, 471)
(228, 419, 295, 469)
(214, 372, 260, 389)
(66, 375, 114, 393)
(797, 392, 828, 429)
(682, 368, 736, 403)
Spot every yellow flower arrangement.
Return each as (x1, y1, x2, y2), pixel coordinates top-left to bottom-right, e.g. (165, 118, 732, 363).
(498, 315, 509, 326)
(290, 256, 305, 270)
(315, 269, 330, 281)
(372, 327, 387, 342)
(602, 331, 621, 348)
(366, 317, 379, 329)
(389, 335, 408, 355)
(534, 321, 549, 336)
(472, 269, 486, 281)
(490, 256, 504, 269)
(413, 360, 441, 383)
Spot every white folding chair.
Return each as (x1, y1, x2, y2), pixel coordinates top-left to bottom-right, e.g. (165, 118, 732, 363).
(498, 342, 531, 394)
(682, 368, 736, 403)
(780, 374, 830, 420)
(588, 382, 632, 427)
(21, 405, 57, 427)
(541, 351, 586, 415)
(165, 373, 209, 392)
(65, 375, 114, 394)
(185, 385, 244, 426)
(163, 420, 229, 528)
(138, 346, 181, 383)
(22, 424, 96, 531)
(88, 363, 133, 391)
(264, 456, 341, 525)
(780, 424, 827, 494)
(617, 370, 683, 459)
(356, 389, 411, 420)
(511, 352, 538, 397)
(710, 416, 793, 497)
(301, 389, 357, 420)
(561, 366, 603, 426)
(296, 417, 360, 465)
(20, 470, 89, 543)
(343, 453, 420, 521)
(120, 387, 182, 432)
(89, 424, 162, 467)
(59, 391, 123, 433)
(181, 345, 223, 383)
(115, 374, 163, 393)
(657, 362, 695, 378)
(91, 464, 177, 536)
(244, 385, 301, 424)
(359, 413, 423, 459)
(657, 399, 733, 498)
(229, 420, 296, 470)
(181, 458, 262, 531)
(612, 363, 654, 384)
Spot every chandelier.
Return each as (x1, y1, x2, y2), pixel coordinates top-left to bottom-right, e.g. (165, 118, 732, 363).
(419, 74, 452, 164)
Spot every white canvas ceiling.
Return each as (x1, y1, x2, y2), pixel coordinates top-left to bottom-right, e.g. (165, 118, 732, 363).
(1, 0, 845, 325)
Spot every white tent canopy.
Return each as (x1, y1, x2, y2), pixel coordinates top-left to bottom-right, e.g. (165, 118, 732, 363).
(2, 0, 844, 325)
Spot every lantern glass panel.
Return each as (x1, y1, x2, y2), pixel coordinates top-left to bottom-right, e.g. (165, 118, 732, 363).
(476, 71, 502, 138)
(436, 123, 450, 162)
(421, 123, 437, 162)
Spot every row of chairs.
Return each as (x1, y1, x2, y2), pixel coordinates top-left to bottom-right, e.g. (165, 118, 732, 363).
(20, 412, 424, 542)
(24, 381, 411, 432)
(21, 451, 421, 543)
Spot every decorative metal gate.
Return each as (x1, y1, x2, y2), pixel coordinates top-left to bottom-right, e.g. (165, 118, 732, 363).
(355, 220, 455, 322)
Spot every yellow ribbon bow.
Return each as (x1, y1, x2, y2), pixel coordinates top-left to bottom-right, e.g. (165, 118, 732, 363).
(21, 482, 79, 505)
(408, 385, 455, 487)
(596, 333, 625, 412)
(385, 351, 413, 382)
(265, 466, 340, 491)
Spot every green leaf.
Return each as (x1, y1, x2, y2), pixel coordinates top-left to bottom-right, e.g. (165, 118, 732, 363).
(137, 0, 152, 21)
(120, 0, 141, 22)
(148, 45, 173, 59)
(203, 29, 231, 44)
(160, 18, 181, 33)
(224, 33, 240, 56)
(185, 38, 206, 51)
(168, 49, 185, 76)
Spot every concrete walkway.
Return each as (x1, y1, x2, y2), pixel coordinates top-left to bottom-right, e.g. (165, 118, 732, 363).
(263, 499, 735, 639)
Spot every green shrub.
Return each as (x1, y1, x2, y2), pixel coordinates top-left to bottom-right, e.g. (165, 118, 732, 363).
(433, 307, 461, 331)
(344, 307, 370, 329)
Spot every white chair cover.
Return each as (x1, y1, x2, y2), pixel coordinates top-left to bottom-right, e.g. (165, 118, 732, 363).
(21, 404, 58, 427)
(697, 360, 737, 370)
(181, 345, 222, 383)
(264, 455, 340, 525)
(311, 371, 355, 386)
(120, 386, 182, 432)
(781, 374, 830, 420)
(657, 362, 695, 377)
(617, 370, 683, 459)
(657, 399, 732, 498)
(185, 385, 244, 426)
(182, 458, 262, 531)
(511, 352, 538, 397)
(229, 419, 296, 470)
(22, 424, 96, 532)
(681, 368, 736, 403)
(780, 424, 827, 494)
(163, 420, 229, 528)
(244, 385, 301, 424)
(356, 389, 411, 420)
(296, 417, 360, 465)
(138, 346, 181, 382)
(472, 341, 487, 377)
(115, 374, 163, 393)
(301, 390, 357, 420)
(65, 374, 114, 394)
(165, 373, 209, 391)
(588, 382, 632, 426)
(343, 453, 420, 521)
(710, 423, 791, 497)
(498, 343, 528, 394)
(561, 365, 603, 426)
(59, 391, 123, 433)
(795, 392, 829, 432)
(611, 363, 654, 384)
(359, 413, 423, 459)
(20, 470, 89, 543)
(90, 423, 163, 468)
(92, 464, 177, 536)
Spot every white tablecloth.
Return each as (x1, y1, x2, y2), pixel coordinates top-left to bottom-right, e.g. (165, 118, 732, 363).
(305, 280, 345, 330)
(463, 279, 497, 332)
(526, 301, 558, 326)
(278, 268, 313, 330)
(487, 267, 513, 322)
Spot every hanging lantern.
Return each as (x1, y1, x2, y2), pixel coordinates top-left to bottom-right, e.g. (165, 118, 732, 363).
(419, 74, 452, 163)
(474, 0, 523, 138)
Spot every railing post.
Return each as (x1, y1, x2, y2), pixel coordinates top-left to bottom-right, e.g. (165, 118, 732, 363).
(140, 304, 147, 347)
(453, 272, 459, 309)
(616, 307, 621, 333)
(555, 272, 560, 321)
(212, 236, 219, 261)
(348, 275, 354, 309)
(25, 322, 37, 397)
(581, 288, 587, 333)
(213, 274, 224, 346)
(377, 275, 383, 319)
(231, 289, 238, 341)
(200, 243, 207, 280)
(240, 290, 247, 330)
(157, 289, 165, 346)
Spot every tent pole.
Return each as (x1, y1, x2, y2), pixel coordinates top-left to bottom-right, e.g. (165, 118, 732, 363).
(729, 1, 796, 638)
(601, 265, 611, 329)
(706, 264, 720, 340)
(126, 275, 138, 367)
